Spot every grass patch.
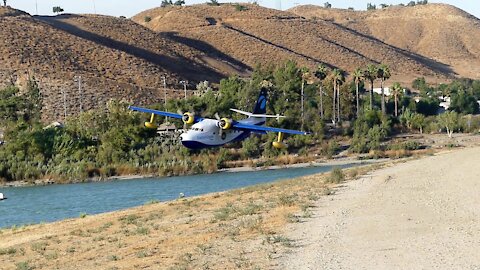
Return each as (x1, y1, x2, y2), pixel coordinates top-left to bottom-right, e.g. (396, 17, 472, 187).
(15, 261, 33, 270)
(30, 241, 48, 253)
(213, 203, 237, 221)
(135, 227, 150, 235)
(0, 247, 17, 255)
(118, 214, 140, 225)
(277, 193, 298, 206)
(108, 254, 120, 261)
(145, 199, 160, 205)
(238, 202, 263, 216)
(326, 167, 345, 184)
(266, 235, 294, 247)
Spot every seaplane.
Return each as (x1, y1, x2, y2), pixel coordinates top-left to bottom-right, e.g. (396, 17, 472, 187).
(128, 88, 309, 149)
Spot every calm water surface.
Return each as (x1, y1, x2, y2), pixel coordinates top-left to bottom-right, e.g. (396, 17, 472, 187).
(0, 163, 358, 228)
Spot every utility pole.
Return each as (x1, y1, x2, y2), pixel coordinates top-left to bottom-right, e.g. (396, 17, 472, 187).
(92, 0, 97, 14)
(61, 88, 67, 121)
(301, 75, 305, 131)
(74, 75, 83, 112)
(161, 75, 167, 107)
(35, 0, 38, 15)
(180, 80, 187, 100)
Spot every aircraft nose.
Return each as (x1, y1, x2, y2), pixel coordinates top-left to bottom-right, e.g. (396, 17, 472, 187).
(180, 131, 190, 141)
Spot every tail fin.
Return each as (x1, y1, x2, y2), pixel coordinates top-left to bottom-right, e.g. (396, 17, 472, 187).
(252, 88, 267, 114)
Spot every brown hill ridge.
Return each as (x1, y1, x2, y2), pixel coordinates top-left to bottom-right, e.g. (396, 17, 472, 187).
(1, 3, 478, 121)
(133, 4, 456, 83)
(288, 3, 480, 79)
(0, 6, 246, 121)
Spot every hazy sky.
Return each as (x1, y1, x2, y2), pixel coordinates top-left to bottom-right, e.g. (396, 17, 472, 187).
(8, 0, 480, 19)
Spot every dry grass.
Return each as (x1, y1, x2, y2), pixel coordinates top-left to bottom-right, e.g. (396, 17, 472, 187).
(0, 164, 381, 269)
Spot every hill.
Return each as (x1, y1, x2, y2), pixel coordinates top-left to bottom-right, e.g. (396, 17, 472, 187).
(133, 4, 455, 84)
(0, 6, 247, 121)
(288, 3, 480, 80)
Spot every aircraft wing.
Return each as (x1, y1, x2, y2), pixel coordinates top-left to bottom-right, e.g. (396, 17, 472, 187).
(233, 122, 309, 135)
(129, 106, 184, 119)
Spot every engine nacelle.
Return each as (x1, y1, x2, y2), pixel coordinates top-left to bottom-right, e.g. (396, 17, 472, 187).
(145, 121, 158, 129)
(182, 112, 195, 125)
(272, 132, 287, 149)
(145, 113, 157, 129)
(218, 118, 233, 130)
(272, 141, 287, 149)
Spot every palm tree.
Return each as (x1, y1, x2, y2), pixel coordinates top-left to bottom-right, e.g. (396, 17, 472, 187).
(300, 67, 310, 131)
(391, 82, 403, 117)
(3, 1, 6, 7)
(363, 64, 377, 110)
(352, 68, 363, 117)
(314, 64, 328, 119)
(332, 69, 344, 123)
(377, 64, 391, 115)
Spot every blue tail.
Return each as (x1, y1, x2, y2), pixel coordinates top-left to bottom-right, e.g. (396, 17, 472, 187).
(252, 88, 267, 114)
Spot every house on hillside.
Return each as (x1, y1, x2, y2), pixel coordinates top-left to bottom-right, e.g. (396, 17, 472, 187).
(373, 87, 392, 96)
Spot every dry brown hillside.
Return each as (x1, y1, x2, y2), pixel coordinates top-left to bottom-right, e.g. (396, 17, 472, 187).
(0, 6, 246, 121)
(133, 4, 455, 84)
(289, 4, 480, 79)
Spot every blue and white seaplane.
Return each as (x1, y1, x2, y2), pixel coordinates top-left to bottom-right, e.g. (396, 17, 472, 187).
(129, 88, 308, 149)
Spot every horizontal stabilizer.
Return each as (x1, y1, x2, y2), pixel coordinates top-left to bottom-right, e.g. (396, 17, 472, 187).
(230, 108, 285, 119)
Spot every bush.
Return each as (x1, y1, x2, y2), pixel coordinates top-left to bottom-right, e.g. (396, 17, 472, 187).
(234, 4, 247, 11)
(144, 16, 152, 23)
(327, 168, 344, 184)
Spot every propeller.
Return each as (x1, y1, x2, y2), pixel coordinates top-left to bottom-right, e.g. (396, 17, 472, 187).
(178, 110, 195, 130)
(214, 112, 224, 137)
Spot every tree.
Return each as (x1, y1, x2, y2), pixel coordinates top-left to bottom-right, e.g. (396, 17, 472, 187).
(324, 2, 332, 8)
(367, 3, 376, 10)
(407, 1, 416, 6)
(400, 108, 415, 130)
(161, 0, 173, 7)
(437, 111, 460, 138)
(207, 0, 220, 6)
(379, 3, 389, 8)
(300, 67, 310, 130)
(352, 68, 363, 118)
(391, 82, 403, 117)
(411, 113, 425, 133)
(449, 90, 480, 115)
(377, 64, 391, 115)
(52, 6, 64, 14)
(3, 0, 6, 7)
(314, 64, 328, 119)
(174, 0, 185, 6)
(331, 69, 345, 123)
(363, 64, 377, 110)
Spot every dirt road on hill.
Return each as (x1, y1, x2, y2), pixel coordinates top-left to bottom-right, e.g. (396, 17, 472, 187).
(279, 146, 480, 269)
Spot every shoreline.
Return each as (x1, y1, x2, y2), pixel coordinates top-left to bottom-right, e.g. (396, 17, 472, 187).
(0, 156, 385, 189)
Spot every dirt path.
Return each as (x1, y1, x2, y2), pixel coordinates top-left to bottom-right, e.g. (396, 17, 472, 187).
(279, 146, 480, 269)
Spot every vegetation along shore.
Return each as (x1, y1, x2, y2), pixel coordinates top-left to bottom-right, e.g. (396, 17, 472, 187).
(1, 61, 480, 185)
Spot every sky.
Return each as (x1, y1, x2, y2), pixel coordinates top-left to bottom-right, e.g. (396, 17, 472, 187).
(7, 0, 480, 19)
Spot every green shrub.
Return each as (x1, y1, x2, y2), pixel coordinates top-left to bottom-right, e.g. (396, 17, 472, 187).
(327, 168, 344, 184)
(234, 4, 248, 11)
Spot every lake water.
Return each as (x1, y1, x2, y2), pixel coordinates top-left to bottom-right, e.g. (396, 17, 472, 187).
(0, 163, 359, 228)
